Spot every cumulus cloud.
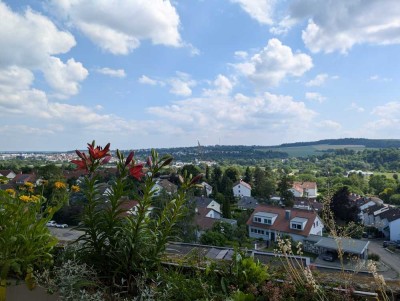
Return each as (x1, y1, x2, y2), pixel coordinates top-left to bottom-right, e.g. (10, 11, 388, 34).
(369, 75, 392, 82)
(96, 67, 126, 78)
(305, 92, 326, 103)
(0, 2, 87, 97)
(139, 72, 196, 96)
(50, 0, 182, 55)
(365, 101, 400, 135)
(318, 120, 342, 130)
(283, 0, 400, 53)
(348, 102, 365, 113)
(235, 38, 313, 87)
(165, 72, 195, 96)
(231, 0, 275, 25)
(138, 75, 161, 86)
(148, 91, 316, 135)
(306, 73, 328, 87)
(203, 75, 234, 96)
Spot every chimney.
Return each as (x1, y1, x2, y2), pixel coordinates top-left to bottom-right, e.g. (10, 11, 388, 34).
(285, 210, 291, 220)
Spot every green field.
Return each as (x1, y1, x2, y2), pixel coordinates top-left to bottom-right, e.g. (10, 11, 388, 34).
(259, 144, 368, 157)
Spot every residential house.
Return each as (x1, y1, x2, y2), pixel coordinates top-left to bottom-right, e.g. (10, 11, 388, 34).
(232, 180, 251, 198)
(10, 173, 37, 187)
(362, 205, 400, 240)
(0, 170, 16, 180)
(247, 205, 324, 242)
(192, 196, 236, 238)
(237, 196, 258, 210)
(152, 179, 178, 196)
(289, 182, 317, 198)
(199, 181, 213, 197)
(293, 197, 323, 213)
(118, 198, 154, 217)
(192, 196, 221, 214)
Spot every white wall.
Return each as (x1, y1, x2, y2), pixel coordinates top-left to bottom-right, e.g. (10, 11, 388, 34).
(233, 183, 251, 197)
(390, 219, 400, 241)
(309, 216, 324, 236)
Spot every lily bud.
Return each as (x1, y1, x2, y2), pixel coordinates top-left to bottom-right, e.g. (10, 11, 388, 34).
(160, 157, 173, 168)
(116, 149, 122, 160)
(190, 174, 203, 185)
(178, 175, 184, 184)
(125, 151, 134, 166)
(146, 156, 153, 167)
(101, 155, 111, 165)
(75, 150, 85, 159)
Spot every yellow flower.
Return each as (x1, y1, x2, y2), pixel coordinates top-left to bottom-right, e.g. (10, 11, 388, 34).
(30, 195, 41, 203)
(24, 182, 34, 188)
(71, 185, 80, 193)
(54, 181, 66, 189)
(5, 188, 16, 197)
(19, 195, 31, 202)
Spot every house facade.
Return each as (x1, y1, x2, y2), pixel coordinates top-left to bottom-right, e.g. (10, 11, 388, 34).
(233, 180, 251, 198)
(247, 205, 324, 242)
(289, 182, 317, 198)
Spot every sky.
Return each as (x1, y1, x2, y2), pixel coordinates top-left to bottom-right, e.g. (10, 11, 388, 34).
(1, 0, 400, 151)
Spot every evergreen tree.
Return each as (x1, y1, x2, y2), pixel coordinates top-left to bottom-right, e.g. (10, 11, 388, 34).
(278, 173, 294, 207)
(244, 166, 252, 185)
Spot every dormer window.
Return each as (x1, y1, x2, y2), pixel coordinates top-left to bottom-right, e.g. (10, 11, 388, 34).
(254, 217, 262, 223)
(290, 217, 308, 230)
(264, 218, 272, 225)
(291, 222, 302, 230)
(253, 212, 278, 225)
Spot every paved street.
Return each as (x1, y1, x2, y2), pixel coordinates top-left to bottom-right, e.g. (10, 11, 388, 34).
(368, 239, 400, 278)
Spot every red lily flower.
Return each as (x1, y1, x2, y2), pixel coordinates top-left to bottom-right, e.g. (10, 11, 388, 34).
(129, 164, 144, 180)
(88, 142, 110, 159)
(71, 159, 88, 171)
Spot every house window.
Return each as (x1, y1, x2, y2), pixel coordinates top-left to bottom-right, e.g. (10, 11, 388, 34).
(264, 218, 272, 225)
(316, 220, 318, 226)
(254, 217, 262, 223)
(291, 222, 302, 230)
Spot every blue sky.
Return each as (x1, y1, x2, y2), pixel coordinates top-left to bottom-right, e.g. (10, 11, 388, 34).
(1, 0, 400, 151)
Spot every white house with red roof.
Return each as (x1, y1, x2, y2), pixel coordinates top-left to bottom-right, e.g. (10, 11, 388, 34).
(289, 182, 317, 198)
(247, 205, 324, 242)
(233, 179, 251, 198)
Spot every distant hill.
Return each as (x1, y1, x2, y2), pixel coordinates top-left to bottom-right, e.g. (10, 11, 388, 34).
(275, 138, 400, 149)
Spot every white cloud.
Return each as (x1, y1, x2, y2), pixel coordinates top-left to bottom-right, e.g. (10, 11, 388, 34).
(169, 79, 195, 97)
(231, 0, 275, 25)
(318, 120, 342, 131)
(235, 38, 313, 87)
(366, 101, 400, 134)
(203, 75, 234, 96)
(148, 91, 316, 135)
(284, 0, 400, 53)
(369, 75, 392, 82)
(0, 2, 87, 97)
(43, 57, 88, 98)
(234, 51, 248, 59)
(372, 101, 400, 119)
(50, 0, 182, 55)
(96, 67, 126, 78)
(306, 73, 328, 87)
(305, 92, 326, 103)
(139, 72, 196, 96)
(138, 75, 160, 86)
(348, 102, 365, 113)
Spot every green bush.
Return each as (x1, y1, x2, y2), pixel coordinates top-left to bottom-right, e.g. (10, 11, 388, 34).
(368, 253, 380, 261)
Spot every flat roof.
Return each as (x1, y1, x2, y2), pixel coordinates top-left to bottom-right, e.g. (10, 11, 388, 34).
(291, 217, 308, 223)
(314, 237, 369, 255)
(254, 212, 278, 218)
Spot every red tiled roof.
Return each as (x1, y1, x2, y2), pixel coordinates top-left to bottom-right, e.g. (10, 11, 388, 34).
(292, 181, 317, 190)
(233, 180, 251, 190)
(195, 207, 218, 230)
(247, 205, 320, 237)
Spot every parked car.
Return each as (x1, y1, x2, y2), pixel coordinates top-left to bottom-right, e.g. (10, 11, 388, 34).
(321, 251, 338, 262)
(46, 220, 57, 227)
(383, 241, 400, 248)
(55, 223, 68, 228)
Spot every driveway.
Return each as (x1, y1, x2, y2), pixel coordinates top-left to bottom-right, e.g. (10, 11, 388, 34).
(368, 239, 400, 277)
